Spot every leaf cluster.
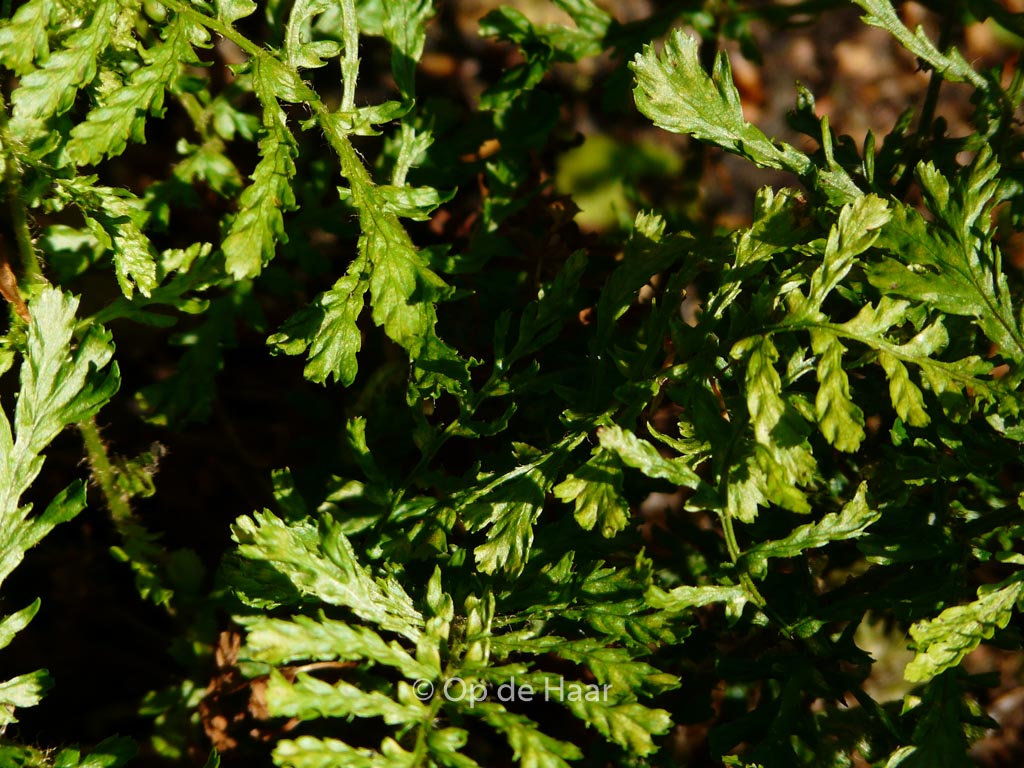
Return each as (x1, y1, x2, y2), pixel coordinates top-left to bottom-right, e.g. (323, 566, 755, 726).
(0, 0, 1023, 766)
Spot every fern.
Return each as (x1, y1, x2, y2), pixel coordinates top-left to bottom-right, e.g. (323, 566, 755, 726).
(0, 0, 1023, 765)
(0, 288, 119, 724)
(9, 0, 117, 126)
(905, 573, 1024, 683)
(56, 177, 158, 297)
(0, 0, 54, 76)
(220, 58, 299, 280)
(65, 14, 205, 166)
(230, 498, 680, 766)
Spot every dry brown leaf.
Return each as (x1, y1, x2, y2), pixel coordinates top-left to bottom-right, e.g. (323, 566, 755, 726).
(0, 237, 31, 322)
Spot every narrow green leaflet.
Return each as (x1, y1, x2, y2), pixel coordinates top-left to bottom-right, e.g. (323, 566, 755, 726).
(377, 186, 453, 221)
(743, 335, 787, 447)
(477, 703, 583, 768)
(646, 584, 749, 614)
(878, 351, 929, 427)
(562, 695, 673, 756)
(734, 335, 815, 514)
(0, 600, 40, 651)
(488, 636, 679, 698)
(738, 483, 878, 579)
(242, 614, 432, 678)
(7, 737, 137, 768)
(554, 0, 613, 41)
(66, 14, 204, 166)
(266, 670, 425, 723)
(215, 0, 257, 23)
(904, 573, 1024, 683)
(810, 330, 865, 451)
(548, 0, 613, 58)
(232, 510, 423, 642)
(388, 127, 436, 189)
(426, 728, 483, 768)
(842, 296, 914, 336)
(806, 194, 889, 308)
(706, 448, 766, 526)
(221, 119, 297, 279)
(0, 483, 88, 591)
(597, 425, 701, 489)
(852, 0, 986, 89)
(273, 735, 414, 768)
(269, 264, 369, 385)
(222, 59, 299, 279)
(326, 101, 410, 138)
(94, 241, 218, 327)
(360, 185, 468, 394)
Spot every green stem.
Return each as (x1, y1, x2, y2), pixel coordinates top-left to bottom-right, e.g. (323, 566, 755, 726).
(7, 182, 40, 284)
(893, 0, 958, 197)
(79, 416, 133, 524)
(160, 0, 377, 231)
(177, 91, 211, 138)
(719, 505, 743, 563)
(916, 2, 957, 138)
(80, 416, 178, 613)
(161, 0, 261, 56)
(392, 363, 519, 506)
(164, 0, 469, 514)
(411, 682, 448, 765)
(783, 318, 1013, 389)
(719, 506, 775, 621)
(0, 93, 43, 284)
(715, 411, 791, 635)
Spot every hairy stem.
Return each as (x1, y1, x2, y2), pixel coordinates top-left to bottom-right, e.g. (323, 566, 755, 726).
(80, 417, 178, 612)
(79, 416, 133, 523)
(0, 93, 42, 285)
(161, 0, 262, 56)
